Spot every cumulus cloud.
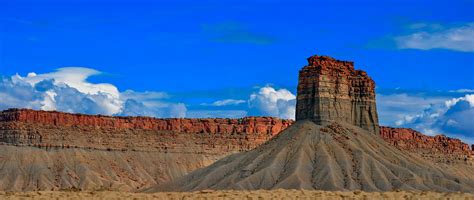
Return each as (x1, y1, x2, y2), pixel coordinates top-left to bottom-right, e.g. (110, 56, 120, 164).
(0, 67, 187, 118)
(384, 93, 474, 143)
(376, 93, 449, 127)
(395, 23, 474, 52)
(248, 86, 296, 119)
(0, 68, 296, 120)
(0, 76, 44, 110)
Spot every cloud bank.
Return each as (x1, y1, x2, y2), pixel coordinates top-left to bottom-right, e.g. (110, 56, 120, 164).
(0, 67, 186, 118)
(0, 67, 296, 119)
(377, 92, 474, 144)
(395, 23, 474, 52)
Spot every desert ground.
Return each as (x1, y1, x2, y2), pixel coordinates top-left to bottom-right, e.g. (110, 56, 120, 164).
(1, 190, 473, 200)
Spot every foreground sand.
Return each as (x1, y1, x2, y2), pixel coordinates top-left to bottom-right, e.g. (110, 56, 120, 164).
(1, 190, 473, 200)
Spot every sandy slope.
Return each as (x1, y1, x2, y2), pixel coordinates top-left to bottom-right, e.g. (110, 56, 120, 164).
(149, 120, 474, 192)
(0, 145, 221, 191)
(1, 190, 473, 200)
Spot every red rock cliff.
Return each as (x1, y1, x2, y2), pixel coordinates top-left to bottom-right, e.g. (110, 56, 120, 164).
(296, 55, 379, 134)
(0, 108, 292, 134)
(1, 109, 472, 160)
(380, 126, 473, 162)
(0, 109, 293, 153)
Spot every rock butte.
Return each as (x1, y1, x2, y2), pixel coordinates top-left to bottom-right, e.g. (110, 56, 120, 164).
(147, 54, 474, 192)
(296, 55, 379, 134)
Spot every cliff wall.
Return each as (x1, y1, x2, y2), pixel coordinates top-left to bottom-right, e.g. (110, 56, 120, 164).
(0, 109, 292, 153)
(0, 109, 471, 160)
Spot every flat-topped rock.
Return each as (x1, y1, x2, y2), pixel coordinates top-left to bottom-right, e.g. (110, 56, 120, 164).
(296, 55, 379, 133)
(0, 109, 292, 152)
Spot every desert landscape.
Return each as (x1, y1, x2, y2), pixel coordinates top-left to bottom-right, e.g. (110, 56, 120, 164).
(1, 1, 473, 198)
(0, 55, 472, 199)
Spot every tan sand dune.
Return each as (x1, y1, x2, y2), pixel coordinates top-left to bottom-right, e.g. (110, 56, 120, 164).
(148, 120, 474, 192)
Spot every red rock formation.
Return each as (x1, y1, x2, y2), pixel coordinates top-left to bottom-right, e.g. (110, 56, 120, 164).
(0, 109, 293, 153)
(0, 108, 292, 134)
(380, 126, 472, 162)
(296, 55, 379, 133)
(1, 109, 472, 161)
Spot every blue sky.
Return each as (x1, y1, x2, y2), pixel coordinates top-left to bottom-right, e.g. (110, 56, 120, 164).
(0, 0, 473, 143)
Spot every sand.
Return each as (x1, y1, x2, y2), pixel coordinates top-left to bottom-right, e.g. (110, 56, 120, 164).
(0, 190, 473, 200)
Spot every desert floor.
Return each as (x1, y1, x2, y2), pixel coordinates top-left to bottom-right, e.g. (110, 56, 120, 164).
(0, 190, 473, 200)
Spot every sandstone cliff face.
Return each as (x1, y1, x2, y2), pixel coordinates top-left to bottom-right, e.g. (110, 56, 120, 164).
(296, 55, 379, 134)
(0, 108, 291, 134)
(380, 126, 473, 162)
(0, 109, 292, 153)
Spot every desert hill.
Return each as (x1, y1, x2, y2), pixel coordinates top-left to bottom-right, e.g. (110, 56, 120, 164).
(148, 120, 474, 192)
(147, 55, 474, 192)
(0, 109, 291, 191)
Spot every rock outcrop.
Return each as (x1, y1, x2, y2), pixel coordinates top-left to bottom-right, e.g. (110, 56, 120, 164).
(296, 55, 379, 134)
(380, 127, 473, 163)
(0, 108, 291, 134)
(0, 109, 292, 153)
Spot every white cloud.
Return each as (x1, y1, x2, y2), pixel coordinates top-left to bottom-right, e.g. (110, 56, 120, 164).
(0, 67, 187, 118)
(383, 93, 474, 144)
(0, 77, 44, 110)
(395, 23, 474, 52)
(376, 93, 449, 126)
(201, 99, 246, 106)
(248, 86, 296, 119)
(19, 67, 120, 98)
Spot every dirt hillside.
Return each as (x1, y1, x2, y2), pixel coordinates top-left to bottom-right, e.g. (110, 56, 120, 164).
(148, 120, 474, 192)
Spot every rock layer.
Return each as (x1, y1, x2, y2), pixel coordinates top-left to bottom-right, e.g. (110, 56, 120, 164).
(0, 108, 291, 134)
(0, 109, 292, 153)
(296, 55, 379, 134)
(380, 126, 473, 163)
